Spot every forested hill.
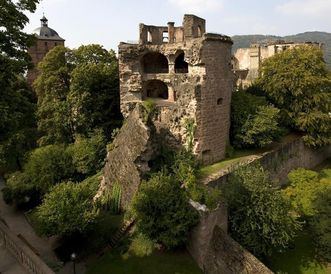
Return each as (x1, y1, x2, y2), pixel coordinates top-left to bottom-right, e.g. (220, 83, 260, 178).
(231, 31, 331, 69)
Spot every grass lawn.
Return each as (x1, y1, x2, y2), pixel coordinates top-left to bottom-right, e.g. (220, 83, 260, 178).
(86, 248, 203, 274)
(264, 230, 330, 274)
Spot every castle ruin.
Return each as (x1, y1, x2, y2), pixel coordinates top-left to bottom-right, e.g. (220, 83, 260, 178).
(233, 40, 323, 88)
(118, 14, 234, 165)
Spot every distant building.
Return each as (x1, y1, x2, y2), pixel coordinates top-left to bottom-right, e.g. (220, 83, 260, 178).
(233, 40, 323, 88)
(27, 16, 65, 84)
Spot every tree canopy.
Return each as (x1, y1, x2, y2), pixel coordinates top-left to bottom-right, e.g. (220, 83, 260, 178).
(256, 46, 331, 147)
(0, 0, 39, 173)
(34, 44, 122, 145)
(223, 164, 300, 258)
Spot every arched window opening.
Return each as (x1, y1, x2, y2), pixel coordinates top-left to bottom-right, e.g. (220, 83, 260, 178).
(145, 80, 168, 100)
(147, 31, 152, 43)
(175, 52, 188, 73)
(142, 52, 169, 73)
(197, 26, 202, 37)
(163, 31, 169, 42)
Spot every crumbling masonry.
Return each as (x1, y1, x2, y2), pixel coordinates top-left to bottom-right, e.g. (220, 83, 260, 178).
(119, 14, 234, 165)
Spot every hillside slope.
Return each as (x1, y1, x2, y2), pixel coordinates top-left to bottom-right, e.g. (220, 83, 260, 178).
(232, 31, 331, 69)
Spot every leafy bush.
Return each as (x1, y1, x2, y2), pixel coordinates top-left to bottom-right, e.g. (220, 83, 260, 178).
(24, 145, 74, 193)
(131, 173, 198, 249)
(142, 99, 156, 123)
(128, 233, 155, 257)
(68, 129, 106, 177)
(235, 106, 283, 148)
(223, 164, 300, 258)
(2, 171, 40, 208)
(36, 175, 100, 237)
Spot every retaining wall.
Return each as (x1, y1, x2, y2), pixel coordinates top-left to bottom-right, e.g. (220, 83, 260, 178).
(0, 221, 54, 274)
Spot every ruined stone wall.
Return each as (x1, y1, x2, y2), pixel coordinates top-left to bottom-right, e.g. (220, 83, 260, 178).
(202, 226, 274, 274)
(207, 137, 331, 188)
(187, 203, 228, 269)
(197, 35, 233, 164)
(99, 105, 156, 208)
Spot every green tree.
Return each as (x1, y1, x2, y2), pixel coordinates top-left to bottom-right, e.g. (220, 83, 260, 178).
(131, 173, 198, 249)
(36, 177, 99, 237)
(68, 129, 107, 177)
(257, 46, 331, 147)
(34, 46, 73, 145)
(34, 44, 122, 145)
(224, 164, 300, 258)
(282, 168, 323, 217)
(0, 76, 37, 173)
(230, 90, 282, 148)
(0, 0, 39, 173)
(236, 106, 282, 148)
(0, 0, 39, 73)
(310, 187, 331, 261)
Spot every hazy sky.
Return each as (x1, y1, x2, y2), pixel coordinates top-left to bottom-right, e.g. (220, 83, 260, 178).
(25, 0, 331, 51)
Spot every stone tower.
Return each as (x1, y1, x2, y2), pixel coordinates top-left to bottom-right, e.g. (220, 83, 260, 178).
(27, 16, 65, 84)
(118, 15, 234, 165)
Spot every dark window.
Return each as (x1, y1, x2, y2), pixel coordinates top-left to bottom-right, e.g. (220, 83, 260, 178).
(175, 52, 188, 73)
(145, 80, 168, 99)
(217, 98, 223, 105)
(55, 42, 57, 46)
(44, 42, 48, 46)
(142, 52, 169, 73)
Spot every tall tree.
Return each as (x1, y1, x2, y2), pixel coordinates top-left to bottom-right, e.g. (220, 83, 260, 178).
(256, 46, 331, 147)
(0, 0, 39, 173)
(0, 0, 39, 73)
(34, 44, 122, 145)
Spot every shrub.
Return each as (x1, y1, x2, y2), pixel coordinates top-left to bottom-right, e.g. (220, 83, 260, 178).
(2, 171, 40, 208)
(131, 173, 198, 249)
(68, 129, 106, 177)
(24, 145, 74, 193)
(223, 164, 300, 258)
(36, 175, 99, 237)
(128, 233, 155, 257)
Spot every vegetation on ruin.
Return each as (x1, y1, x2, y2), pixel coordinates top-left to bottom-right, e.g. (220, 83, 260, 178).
(256, 46, 331, 147)
(223, 164, 300, 258)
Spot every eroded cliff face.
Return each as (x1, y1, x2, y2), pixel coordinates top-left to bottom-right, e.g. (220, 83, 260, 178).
(96, 105, 157, 209)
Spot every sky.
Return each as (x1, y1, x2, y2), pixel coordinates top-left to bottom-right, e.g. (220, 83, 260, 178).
(25, 0, 331, 51)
